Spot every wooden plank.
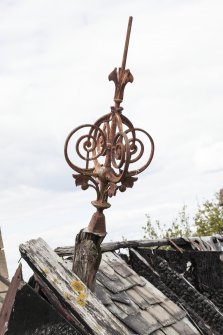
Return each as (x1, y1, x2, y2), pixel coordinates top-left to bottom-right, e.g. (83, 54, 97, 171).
(0, 265, 23, 335)
(55, 235, 223, 256)
(34, 273, 91, 335)
(19, 238, 129, 335)
(55, 237, 192, 256)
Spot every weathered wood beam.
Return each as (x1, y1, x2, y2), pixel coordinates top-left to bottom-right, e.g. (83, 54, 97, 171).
(72, 229, 105, 292)
(55, 237, 189, 256)
(101, 237, 188, 252)
(19, 238, 129, 335)
(55, 235, 223, 256)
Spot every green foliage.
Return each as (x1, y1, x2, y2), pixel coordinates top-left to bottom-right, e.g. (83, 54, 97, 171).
(143, 193, 223, 239)
(166, 205, 192, 238)
(194, 194, 223, 236)
(142, 215, 160, 239)
(143, 205, 192, 239)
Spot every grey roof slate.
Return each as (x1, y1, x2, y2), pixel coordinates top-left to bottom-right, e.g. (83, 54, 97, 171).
(20, 238, 130, 335)
(94, 251, 201, 335)
(60, 248, 202, 334)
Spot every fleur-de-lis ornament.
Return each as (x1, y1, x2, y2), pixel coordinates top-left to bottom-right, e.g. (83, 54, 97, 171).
(64, 17, 154, 236)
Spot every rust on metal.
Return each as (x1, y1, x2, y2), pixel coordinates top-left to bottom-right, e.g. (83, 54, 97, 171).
(64, 17, 154, 236)
(0, 264, 23, 335)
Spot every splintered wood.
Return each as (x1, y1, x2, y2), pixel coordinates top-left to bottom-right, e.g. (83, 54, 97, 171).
(72, 229, 104, 292)
(19, 238, 129, 335)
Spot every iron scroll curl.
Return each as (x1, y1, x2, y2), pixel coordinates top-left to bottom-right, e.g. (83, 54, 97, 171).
(64, 16, 155, 236)
(64, 121, 155, 187)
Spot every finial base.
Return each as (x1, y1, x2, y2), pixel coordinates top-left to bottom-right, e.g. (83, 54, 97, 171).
(87, 210, 107, 236)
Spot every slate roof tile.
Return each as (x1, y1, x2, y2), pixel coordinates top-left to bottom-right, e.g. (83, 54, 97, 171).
(94, 284, 113, 305)
(112, 262, 134, 278)
(110, 291, 132, 305)
(123, 313, 160, 335)
(102, 251, 124, 264)
(128, 273, 147, 287)
(143, 280, 166, 302)
(54, 249, 202, 335)
(18, 238, 203, 335)
(20, 238, 131, 335)
(134, 285, 162, 305)
(119, 273, 137, 290)
(96, 271, 133, 293)
(172, 318, 201, 335)
(140, 309, 162, 331)
(147, 304, 176, 327)
(107, 302, 128, 320)
(152, 331, 165, 335)
(126, 288, 149, 309)
(114, 299, 140, 315)
(99, 262, 120, 281)
(94, 251, 201, 334)
(161, 299, 187, 321)
(161, 326, 181, 335)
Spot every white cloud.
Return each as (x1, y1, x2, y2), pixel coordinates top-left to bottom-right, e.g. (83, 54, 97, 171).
(0, 0, 223, 279)
(194, 141, 223, 173)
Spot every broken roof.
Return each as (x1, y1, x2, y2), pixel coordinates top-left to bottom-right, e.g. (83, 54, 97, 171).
(3, 238, 202, 335)
(3, 236, 223, 334)
(95, 251, 200, 335)
(55, 235, 223, 335)
(63, 249, 200, 334)
(55, 235, 223, 256)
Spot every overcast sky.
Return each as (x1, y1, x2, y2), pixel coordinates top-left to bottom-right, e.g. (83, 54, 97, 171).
(1, 0, 223, 279)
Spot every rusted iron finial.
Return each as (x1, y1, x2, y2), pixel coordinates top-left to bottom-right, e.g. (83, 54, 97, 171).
(64, 17, 154, 236)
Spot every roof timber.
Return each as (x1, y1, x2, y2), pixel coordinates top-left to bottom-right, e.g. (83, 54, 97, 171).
(55, 235, 223, 257)
(19, 238, 130, 335)
(55, 238, 187, 256)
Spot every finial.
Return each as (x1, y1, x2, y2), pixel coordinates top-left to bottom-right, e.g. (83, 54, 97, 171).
(109, 16, 134, 105)
(64, 17, 154, 236)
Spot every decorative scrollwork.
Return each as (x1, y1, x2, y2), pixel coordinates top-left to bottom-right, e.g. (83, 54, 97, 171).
(110, 131, 130, 182)
(125, 128, 155, 176)
(64, 124, 107, 174)
(64, 110, 154, 212)
(64, 16, 154, 235)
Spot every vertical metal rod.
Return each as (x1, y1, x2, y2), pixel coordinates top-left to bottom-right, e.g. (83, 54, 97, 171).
(121, 16, 133, 70)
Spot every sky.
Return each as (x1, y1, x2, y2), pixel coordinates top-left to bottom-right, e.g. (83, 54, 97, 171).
(0, 0, 223, 279)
